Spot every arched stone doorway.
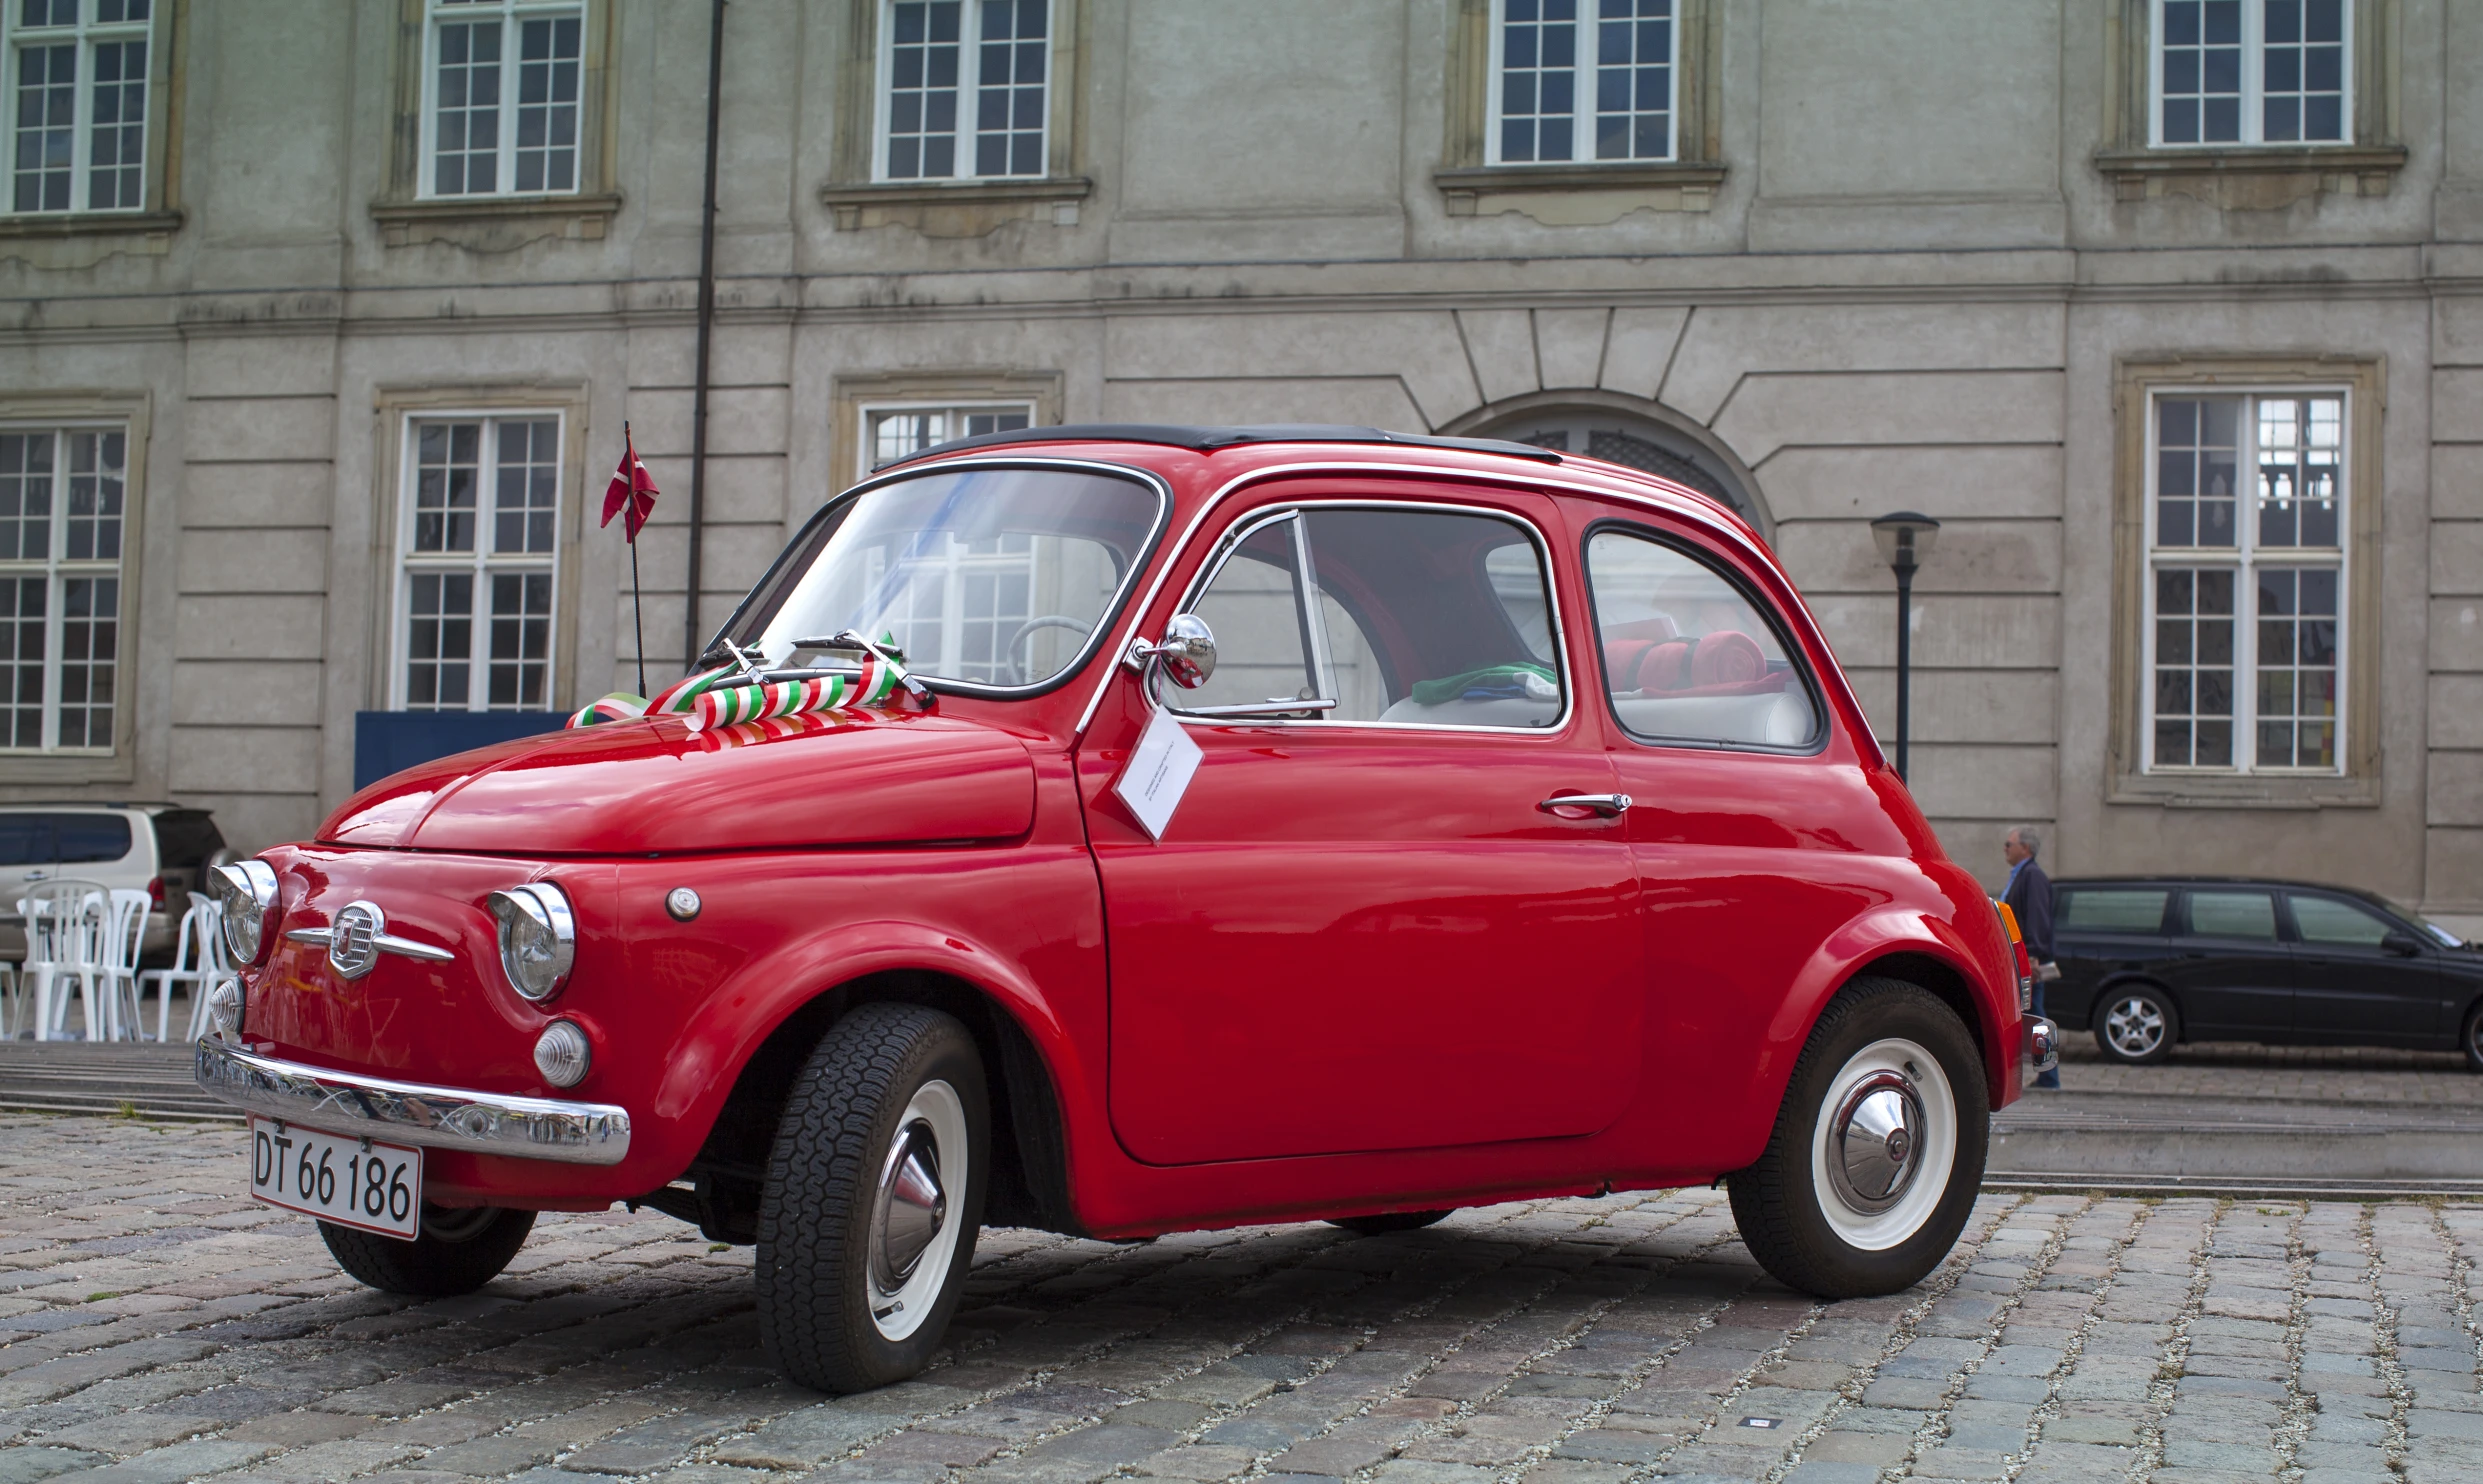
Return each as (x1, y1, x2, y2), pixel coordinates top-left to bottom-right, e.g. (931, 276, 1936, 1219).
(1452, 393, 1772, 541)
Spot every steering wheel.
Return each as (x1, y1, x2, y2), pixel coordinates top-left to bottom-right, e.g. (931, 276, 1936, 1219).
(1004, 615, 1090, 684)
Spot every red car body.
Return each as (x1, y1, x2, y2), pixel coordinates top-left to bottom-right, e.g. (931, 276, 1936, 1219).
(223, 432, 2020, 1239)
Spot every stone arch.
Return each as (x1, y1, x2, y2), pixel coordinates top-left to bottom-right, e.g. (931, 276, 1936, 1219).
(1444, 390, 1774, 541)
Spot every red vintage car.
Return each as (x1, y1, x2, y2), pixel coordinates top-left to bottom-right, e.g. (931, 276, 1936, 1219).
(198, 426, 2047, 1394)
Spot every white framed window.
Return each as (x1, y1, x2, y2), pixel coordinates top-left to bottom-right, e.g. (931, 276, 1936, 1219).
(2143, 388, 2345, 774)
(1487, 0, 1675, 167)
(876, 0, 1049, 182)
(420, 0, 584, 198)
(3, 0, 151, 215)
(393, 414, 562, 711)
(0, 424, 125, 751)
(863, 401, 1032, 477)
(2152, 0, 2349, 147)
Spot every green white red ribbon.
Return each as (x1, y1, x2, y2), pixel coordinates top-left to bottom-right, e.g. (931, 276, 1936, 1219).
(566, 645, 912, 733)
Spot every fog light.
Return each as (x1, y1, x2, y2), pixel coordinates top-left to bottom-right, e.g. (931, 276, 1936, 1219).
(534, 1020, 591, 1088)
(205, 975, 245, 1039)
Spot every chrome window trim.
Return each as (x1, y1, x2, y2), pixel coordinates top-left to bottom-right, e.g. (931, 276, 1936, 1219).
(1161, 498, 1577, 738)
(1072, 456, 1820, 743)
(708, 455, 1174, 701)
(195, 1037, 631, 1166)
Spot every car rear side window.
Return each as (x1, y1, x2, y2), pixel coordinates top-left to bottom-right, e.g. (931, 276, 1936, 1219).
(1585, 529, 1820, 750)
(2185, 889, 2278, 940)
(150, 811, 226, 869)
(53, 814, 132, 864)
(2290, 894, 2393, 947)
(2059, 888, 2171, 934)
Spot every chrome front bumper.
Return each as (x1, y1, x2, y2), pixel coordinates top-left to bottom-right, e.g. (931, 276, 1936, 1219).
(195, 1038, 631, 1166)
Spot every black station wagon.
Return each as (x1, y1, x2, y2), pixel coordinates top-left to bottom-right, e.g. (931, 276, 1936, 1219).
(2046, 877, 2481, 1067)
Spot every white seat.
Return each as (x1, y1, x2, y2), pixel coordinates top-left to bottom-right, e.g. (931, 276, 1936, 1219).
(139, 893, 232, 1043)
(22, 881, 107, 1042)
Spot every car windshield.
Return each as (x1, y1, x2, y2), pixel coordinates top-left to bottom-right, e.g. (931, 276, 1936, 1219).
(722, 466, 1163, 691)
(2381, 896, 2468, 948)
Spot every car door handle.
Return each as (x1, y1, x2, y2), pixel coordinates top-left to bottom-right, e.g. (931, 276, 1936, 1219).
(1539, 793, 1632, 819)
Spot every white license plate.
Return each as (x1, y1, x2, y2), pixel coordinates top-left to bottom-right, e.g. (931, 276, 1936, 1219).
(248, 1118, 423, 1238)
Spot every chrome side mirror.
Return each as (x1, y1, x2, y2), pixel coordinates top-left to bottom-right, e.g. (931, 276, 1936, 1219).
(1137, 614, 1218, 690)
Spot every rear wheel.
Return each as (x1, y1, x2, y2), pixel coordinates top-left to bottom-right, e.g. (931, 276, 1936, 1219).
(2462, 1001, 2483, 1074)
(2094, 986, 2177, 1064)
(320, 1205, 534, 1297)
(757, 1003, 989, 1394)
(1327, 1210, 1452, 1236)
(1729, 978, 1987, 1298)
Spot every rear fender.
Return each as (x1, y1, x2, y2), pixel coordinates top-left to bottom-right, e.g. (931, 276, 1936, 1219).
(1746, 906, 2019, 1144)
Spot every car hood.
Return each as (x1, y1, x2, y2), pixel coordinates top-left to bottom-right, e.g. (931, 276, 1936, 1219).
(320, 710, 1037, 855)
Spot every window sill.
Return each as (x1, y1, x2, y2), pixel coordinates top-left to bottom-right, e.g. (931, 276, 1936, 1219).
(817, 177, 1093, 231)
(2094, 145, 2407, 202)
(0, 210, 182, 241)
(1433, 163, 1728, 219)
(2109, 771, 2376, 810)
(369, 193, 623, 247)
(0, 750, 136, 786)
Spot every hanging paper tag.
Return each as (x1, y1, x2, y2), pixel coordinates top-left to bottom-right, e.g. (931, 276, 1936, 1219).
(1113, 704, 1203, 842)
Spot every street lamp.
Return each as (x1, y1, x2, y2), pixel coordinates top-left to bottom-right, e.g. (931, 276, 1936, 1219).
(1869, 511, 1942, 781)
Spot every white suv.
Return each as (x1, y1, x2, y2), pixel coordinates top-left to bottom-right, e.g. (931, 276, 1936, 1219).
(0, 803, 231, 961)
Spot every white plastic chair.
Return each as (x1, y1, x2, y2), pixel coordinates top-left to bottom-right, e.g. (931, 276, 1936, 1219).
(21, 881, 106, 1042)
(97, 888, 152, 1040)
(0, 957, 18, 1039)
(139, 892, 231, 1043)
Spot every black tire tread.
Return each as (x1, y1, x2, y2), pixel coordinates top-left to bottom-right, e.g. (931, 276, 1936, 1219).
(319, 1208, 534, 1298)
(1729, 977, 1987, 1299)
(756, 1002, 984, 1394)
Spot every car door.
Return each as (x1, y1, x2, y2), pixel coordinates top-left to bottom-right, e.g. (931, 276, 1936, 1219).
(2050, 884, 2177, 1032)
(2285, 890, 2445, 1046)
(1577, 519, 1877, 1170)
(2161, 886, 2294, 1040)
(1085, 491, 1645, 1165)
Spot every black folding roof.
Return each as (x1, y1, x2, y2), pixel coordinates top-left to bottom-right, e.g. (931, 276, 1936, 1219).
(881, 423, 1565, 469)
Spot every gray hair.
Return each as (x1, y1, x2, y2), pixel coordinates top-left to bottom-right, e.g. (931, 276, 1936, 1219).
(2009, 825, 2043, 859)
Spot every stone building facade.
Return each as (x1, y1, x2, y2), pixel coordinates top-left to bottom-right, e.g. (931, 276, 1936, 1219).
(0, 0, 2476, 926)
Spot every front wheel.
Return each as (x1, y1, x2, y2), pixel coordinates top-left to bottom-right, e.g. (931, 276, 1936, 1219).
(757, 1003, 989, 1394)
(1729, 978, 1988, 1298)
(319, 1205, 534, 1297)
(2094, 986, 2178, 1064)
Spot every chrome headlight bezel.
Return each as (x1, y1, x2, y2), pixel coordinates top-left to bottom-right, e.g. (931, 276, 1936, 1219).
(207, 860, 280, 965)
(487, 883, 576, 1002)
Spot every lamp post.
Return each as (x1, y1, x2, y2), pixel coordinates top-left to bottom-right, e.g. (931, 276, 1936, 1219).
(1869, 512, 1942, 781)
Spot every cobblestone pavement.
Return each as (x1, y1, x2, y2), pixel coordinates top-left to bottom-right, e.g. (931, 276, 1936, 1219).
(2052, 1039, 2483, 1105)
(6, 1116, 2483, 1484)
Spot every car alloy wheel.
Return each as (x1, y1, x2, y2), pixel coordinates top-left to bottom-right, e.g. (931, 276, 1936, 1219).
(2464, 1001, 2483, 1075)
(2097, 990, 2175, 1064)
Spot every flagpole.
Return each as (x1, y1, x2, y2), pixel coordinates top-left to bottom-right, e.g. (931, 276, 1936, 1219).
(625, 420, 647, 697)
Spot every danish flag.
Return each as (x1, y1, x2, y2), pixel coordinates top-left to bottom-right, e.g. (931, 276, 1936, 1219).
(601, 427, 659, 542)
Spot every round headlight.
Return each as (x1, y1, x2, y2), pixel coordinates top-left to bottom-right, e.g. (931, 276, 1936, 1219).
(487, 883, 575, 1002)
(533, 1020, 591, 1088)
(207, 861, 279, 964)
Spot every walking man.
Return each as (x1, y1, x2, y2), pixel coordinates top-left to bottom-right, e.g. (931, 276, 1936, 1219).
(2003, 825, 2058, 1089)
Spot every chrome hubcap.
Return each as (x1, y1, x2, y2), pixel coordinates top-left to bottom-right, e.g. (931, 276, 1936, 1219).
(2104, 996, 2166, 1057)
(870, 1120, 947, 1293)
(1825, 1071, 1923, 1216)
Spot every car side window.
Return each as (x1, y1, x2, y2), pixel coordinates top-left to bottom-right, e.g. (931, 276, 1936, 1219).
(2185, 889, 2278, 940)
(2059, 888, 2170, 934)
(1585, 529, 1819, 749)
(2290, 894, 2394, 948)
(54, 815, 131, 864)
(0, 816, 51, 866)
(1176, 507, 1564, 728)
